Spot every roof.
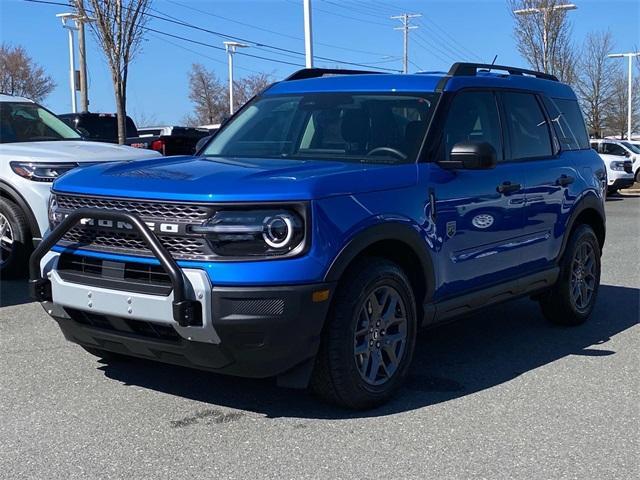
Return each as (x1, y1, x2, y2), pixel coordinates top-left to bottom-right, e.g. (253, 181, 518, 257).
(264, 67, 577, 100)
(0, 93, 34, 103)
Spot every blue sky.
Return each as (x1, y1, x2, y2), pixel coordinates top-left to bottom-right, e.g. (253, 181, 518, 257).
(1, 0, 638, 124)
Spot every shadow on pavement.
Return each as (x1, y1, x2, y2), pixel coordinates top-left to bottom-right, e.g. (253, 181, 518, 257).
(98, 284, 639, 419)
(0, 279, 32, 308)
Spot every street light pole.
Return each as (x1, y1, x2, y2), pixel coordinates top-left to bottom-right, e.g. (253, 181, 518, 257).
(224, 41, 248, 116)
(608, 52, 640, 140)
(303, 0, 313, 68)
(57, 13, 79, 113)
(513, 3, 577, 74)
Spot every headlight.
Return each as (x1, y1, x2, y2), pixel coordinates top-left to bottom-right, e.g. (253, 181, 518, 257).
(609, 161, 627, 171)
(10, 162, 78, 182)
(191, 207, 306, 258)
(47, 193, 63, 229)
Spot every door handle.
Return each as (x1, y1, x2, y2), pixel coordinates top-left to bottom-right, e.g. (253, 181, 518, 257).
(496, 181, 521, 194)
(555, 174, 575, 187)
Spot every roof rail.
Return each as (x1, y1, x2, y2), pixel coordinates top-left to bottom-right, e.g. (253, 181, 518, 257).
(285, 68, 386, 81)
(448, 62, 559, 82)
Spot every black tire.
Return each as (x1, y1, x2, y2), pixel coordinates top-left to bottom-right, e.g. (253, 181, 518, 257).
(310, 258, 417, 409)
(607, 187, 618, 196)
(0, 197, 32, 279)
(81, 346, 130, 362)
(539, 224, 601, 326)
(635, 169, 640, 184)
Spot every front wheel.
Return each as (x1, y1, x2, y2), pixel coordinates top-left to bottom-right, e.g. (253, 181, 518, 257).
(310, 258, 417, 409)
(539, 224, 601, 326)
(0, 197, 32, 278)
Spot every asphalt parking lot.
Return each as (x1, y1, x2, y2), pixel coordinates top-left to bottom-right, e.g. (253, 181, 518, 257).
(0, 196, 638, 480)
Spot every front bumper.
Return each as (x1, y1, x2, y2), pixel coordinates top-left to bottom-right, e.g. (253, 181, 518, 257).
(609, 176, 635, 190)
(31, 208, 333, 382)
(44, 279, 332, 379)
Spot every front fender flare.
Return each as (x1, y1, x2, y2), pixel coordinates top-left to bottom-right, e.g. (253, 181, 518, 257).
(323, 221, 436, 305)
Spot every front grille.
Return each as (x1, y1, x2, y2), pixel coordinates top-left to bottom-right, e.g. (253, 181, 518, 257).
(56, 194, 212, 221)
(58, 254, 173, 295)
(61, 227, 210, 259)
(54, 194, 215, 260)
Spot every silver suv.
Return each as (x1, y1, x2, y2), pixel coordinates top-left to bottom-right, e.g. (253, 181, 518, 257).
(0, 94, 160, 276)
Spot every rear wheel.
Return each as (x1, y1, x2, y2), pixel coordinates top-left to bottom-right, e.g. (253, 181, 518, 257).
(0, 197, 32, 278)
(539, 224, 601, 326)
(311, 258, 417, 409)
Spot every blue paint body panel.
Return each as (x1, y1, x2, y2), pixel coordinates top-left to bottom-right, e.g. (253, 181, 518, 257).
(50, 70, 605, 304)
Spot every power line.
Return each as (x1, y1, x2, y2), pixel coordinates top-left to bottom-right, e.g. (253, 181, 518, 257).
(26, 0, 400, 72)
(411, 35, 454, 67)
(321, 0, 392, 21)
(168, 0, 395, 58)
(416, 19, 483, 62)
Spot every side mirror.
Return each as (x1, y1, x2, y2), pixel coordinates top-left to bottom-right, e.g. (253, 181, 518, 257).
(440, 141, 497, 170)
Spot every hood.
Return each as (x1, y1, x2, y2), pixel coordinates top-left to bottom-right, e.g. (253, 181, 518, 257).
(53, 156, 418, 202)
(0, 140, 161, 163)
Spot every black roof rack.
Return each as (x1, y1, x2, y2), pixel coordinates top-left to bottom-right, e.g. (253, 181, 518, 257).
(285, 68, 386, 81)
(448, 62, 559, 82)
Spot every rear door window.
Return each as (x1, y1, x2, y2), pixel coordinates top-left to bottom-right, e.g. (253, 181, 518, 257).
(503, 92, 553, 160)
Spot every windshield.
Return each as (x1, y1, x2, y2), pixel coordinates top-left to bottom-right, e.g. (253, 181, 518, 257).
(621, 141, 640, 154)
(0, 102, 81, 143)
(202, 93, 438, 164)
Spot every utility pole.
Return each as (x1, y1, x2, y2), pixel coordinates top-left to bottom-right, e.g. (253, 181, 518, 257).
(224, 41, 248, 116)
(57, 13, 78, 113)
(513, 3, 577, 74)
(608, 52, 640, 140)
(303, 0, 314, 68)
(391, 13, 421, 74)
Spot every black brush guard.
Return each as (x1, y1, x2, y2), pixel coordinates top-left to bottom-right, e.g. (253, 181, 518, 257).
(29, 208, 200, 327)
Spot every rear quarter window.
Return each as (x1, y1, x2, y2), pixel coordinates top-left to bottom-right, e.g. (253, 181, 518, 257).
(543, 97, 590, 151)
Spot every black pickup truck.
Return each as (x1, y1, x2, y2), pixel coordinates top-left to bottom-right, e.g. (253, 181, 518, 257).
(59, 113, 208, 156)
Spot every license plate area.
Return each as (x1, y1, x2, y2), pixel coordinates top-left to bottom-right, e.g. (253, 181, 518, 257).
(45, 254, 219, 344)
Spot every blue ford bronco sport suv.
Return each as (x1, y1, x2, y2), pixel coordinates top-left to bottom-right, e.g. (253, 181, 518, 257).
(31, 63, 606, 409)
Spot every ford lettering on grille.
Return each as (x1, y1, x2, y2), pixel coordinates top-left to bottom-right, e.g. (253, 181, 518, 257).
(54, 194, 215, 260)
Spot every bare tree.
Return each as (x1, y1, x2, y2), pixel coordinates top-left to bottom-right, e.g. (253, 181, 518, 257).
(508, 0, 576, 82)
(187, 63, 226, 125)
(233, 73, 274, 110)
(77, 0, 152, 143)
(605, 70, 640, 139)
(186, 64, 273, 126)
(575, 31, 615, 138)
(0, 43, 55, 102)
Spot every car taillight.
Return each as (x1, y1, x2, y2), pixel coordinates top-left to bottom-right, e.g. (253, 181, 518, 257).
(151, 139, 165, 155)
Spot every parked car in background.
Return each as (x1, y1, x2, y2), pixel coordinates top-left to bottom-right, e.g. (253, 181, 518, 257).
(59, 112, 139, 143)
(622, 140, 640, 183)
(0, 94, 160, 276)
(131, 126, 210, 156)
(33, 64, 606, 409)
(194, 123, 222, 155)
(590, 139, 636, 194)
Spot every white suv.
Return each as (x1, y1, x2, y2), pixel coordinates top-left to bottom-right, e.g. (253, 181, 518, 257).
(0, 94, 161, 276)
(590, 139, 636, 194)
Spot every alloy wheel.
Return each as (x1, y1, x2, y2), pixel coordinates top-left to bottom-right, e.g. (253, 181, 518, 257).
(0, 213, 14, 266)
(570, 241, 597, 312)
(353, 285, 408, 386)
